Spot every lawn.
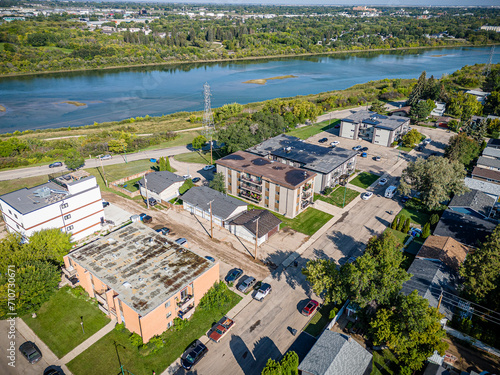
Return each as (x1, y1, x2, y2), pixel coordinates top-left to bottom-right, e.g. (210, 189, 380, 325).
(304, 302, 337, 337)
(22, 286, 110, 358)
(371, 349, 401, 375)
(142, 130, 201, 150)
(0, 174, 49, 195)
(286, 119, 339, 140)
(67, 290, 241, 375)
(315, 187, 360, 208)
(404, 236, 426, 256)
(397, 206, 430, 227)
(349, 172, 380, 189)
(85, 159, 154, 186)
(119, 176, 143, 192)
(384, 228, 410, 247)
(174, 150, 222, 164)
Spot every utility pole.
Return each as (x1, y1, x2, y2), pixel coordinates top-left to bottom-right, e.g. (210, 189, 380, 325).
(254, 216, 260, 260)
(145, 174, 150, 209)
(203, 83, 215, 165)
(99, 156, 108, 187)
(437, 291, 443, 311)
(209, 199, 214, 239)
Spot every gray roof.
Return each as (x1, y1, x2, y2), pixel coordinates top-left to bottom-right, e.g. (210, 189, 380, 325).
(433, 209, 496, 248)
(298, 330, 372, 375)
(477, 156, 500, 170)
(247, 134, 357, 174)
(481, 147, 500, 159)
(229, 209, 282, 238)
(464, 177, 500, 198)
(487, 138, 500, 148)
(0, 176, 96, 215)
(342, 109, 409, 131)
(68, 222, 214, 316)
(138, 171, 184, 194)
(181, 186, 247, 220)
(402, 258, 459, 320)
(448, 189, 495, 218)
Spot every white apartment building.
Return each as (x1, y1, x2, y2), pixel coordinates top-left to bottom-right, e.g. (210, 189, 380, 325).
(0, 172, 104, 241)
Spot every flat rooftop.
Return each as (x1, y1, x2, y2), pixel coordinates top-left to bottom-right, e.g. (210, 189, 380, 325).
(216, 150, 316, 189)
(343, 109, 409, 130)
(68, 222, 214, 316)
(247, 134, 357, 174)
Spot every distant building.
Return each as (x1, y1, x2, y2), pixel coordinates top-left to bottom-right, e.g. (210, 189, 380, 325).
(465, 90, 490, 105)
(138, 171, 184, 203)
(339, 110, 410, 147)
(430, 102, 446, 117)
(464, 177, 500, 200)
(63, 222, 219, 342)
(476, 156, 500, 171)
(390, 106, 411, 117)
(448, 189, 495, 219)
(0, 172, 104, 241)
(482, 147, 500, 160)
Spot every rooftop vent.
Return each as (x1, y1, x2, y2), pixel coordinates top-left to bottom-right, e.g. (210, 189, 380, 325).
(107, 238, 116, 244)
(33, 187, 51, 198)
(122, 281, 132, 288)
(303, 171, 308, 177)
(285, 147, 292, 153)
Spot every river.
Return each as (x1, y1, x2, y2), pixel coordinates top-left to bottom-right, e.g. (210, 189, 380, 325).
(0, 46, 498, 134)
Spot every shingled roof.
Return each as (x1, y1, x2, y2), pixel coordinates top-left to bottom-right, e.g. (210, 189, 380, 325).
(417, 236, 470, 272)
(472, 166, 500, 182)
(138, 171, 184, 194)
(477, 156, 500, 170)
(181, 186, 247, 220)
(448, 189, 495, 219)
(229, 209, 281, 238)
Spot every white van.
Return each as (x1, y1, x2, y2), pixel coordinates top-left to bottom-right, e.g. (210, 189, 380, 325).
(385, 186, 397, 198)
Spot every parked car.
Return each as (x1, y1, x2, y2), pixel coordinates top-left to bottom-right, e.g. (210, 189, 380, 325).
(205, 256, 215, 262)
(48, 162, 63, 168)
(225, 268, 243, 284)
(181, 341, 208, 370)
(102, 201, 110, 208)
(142, 215, 152, 224)
(144, 197, 158, 206)
(362, 192, 373, 200)
(19, 342, 42, 364)
(374, 156, 381, 161)
(100, 154, 112, 160)
(361, 147, 369, 152)
(424, 138, 432, 144)
(334, 124, 341, 129)
(254, 283, 272, 301)
(318, 137, 328, 143)
(361, 152, 368, 158)
(301, 299, 319, 316)
(44, 368, 64, 375)
(155, 227, 170, 235)
(352, 145, 362, 151)
(408, 227, 422, 237)
(238, 276, 256, 293)
(401, 196, 411, 204)
(175, 238, 188, 246)
(192, 177, 201, 183)
(330, 141, 340, 146)
(183, 174, 192, 180)
(378, 178, 388, 186)
(203, 165, 216, 170)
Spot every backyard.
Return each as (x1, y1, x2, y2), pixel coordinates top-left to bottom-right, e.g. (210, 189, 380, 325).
(67, 289, 241, 375)
(118, 176, 143, 192)
(304, 302, 337, 337)
(286, 119, 339, 140)
(349, 172, 380, 189)
(22, 286, 110, 358)
(315, 187, 360, 208)
(371, 349, 401, 375)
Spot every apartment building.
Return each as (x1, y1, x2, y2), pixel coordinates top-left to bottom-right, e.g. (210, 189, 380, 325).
(247, 134, 357, 193)
(216, 151, 316, 219)
(63, 222, 219, 342)
(340, 110, 410, 147)
(0, 171, 104, 241)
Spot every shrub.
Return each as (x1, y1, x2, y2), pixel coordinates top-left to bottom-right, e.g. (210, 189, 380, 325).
(173, 317, 190, 331)
(397, 215, 406, 232)
(323, 186, 333, 195)
(430, 213, 440, 226)
(129, 332, 143, 348)
(402, 218, 411, 234)
(422, 222, 431, 238)
(114, 323, 126, 332)
(198, 281, 230, 310)
(391, 216, 398, 230)
(329, 307, 339, 319)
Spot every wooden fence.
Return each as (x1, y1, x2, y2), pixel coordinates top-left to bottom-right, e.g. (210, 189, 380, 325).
(109, 170, 153, 198)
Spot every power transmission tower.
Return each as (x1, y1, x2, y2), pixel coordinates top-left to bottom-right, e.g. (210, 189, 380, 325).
(485, 45, 495, 77)
(203, 82, 215, 165)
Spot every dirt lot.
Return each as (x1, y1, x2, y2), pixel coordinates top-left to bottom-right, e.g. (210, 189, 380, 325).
(444, 336, 500, 374)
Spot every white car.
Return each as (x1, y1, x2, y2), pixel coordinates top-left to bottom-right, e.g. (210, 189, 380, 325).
(183, 174, 192, 180)
(362, 192, 373, 200)
(203, 165, 216, 170)
(378, 178, 388, 186)
(253, 283, 272, 301)
(352, 145, 362, 151)
(424, 138, 432, 144)
(100, 154, 112, 160)
(330, 141, 340, 146)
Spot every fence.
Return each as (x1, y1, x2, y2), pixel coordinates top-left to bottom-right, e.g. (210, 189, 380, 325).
(109, 170, 153, 198)
(326, 299, 350, 331)
(444, 326, 500, 358)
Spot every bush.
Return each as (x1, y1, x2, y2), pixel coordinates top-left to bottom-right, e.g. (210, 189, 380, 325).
(430, 213, 440, 226)
(391, 216, 398, 230)
(329, 307, 339, 319)
(323, 186, 333, 195)
(397, 215, 406, 232)
(173, 317, 190, 331)
(114, 323, 126, 333)
(129, 332, 143, 348)
(422, 222, 431, 238)
(402, 218, 411, 234)
(198, 281, 230, 310)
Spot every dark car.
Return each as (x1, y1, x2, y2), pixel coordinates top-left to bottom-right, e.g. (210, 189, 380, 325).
(205, 256, 215, 262)
(225, 268, 243, 284)
(182, 341, 208, 370)
(142, 215, 152, 224)
(374, 156, 381, 161)
(44, 368, 64, 375)
(318, 137, 328, 143)
(19, 342, 42, 364)
(301, 299, 319, 316)
(192, 177, 201, 183)
(49, 162, 63, 168)
(144, 197, 158, 207)
(361, 152, 368, 158)
(401, 196, 410, 204)
(155, 227, 170, 235)
(361, 147, 368, 152)
(102, 201, 110, 208)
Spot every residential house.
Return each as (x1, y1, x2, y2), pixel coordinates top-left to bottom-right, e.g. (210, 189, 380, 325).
(465, 90, 490, 105)
(339, 110, 410, 147)
(476, 156, 500, 171)
(298, 330, 372, 375)
(390, 106, 411, 117)
(0, 172, 104, 241)
(487, 138, 500, 149)
(216, 151, 316, 219)
(464, 177, 500, 200)
(416, 235, 470, 273)
(481, 147, 500, 160)
(227, 209, 282, 246)
(247, 134, 357, 193)
(63, 222, 219, 342)
(433, 209, 496, 248)
(430, 102, 446, 117)
(448, 189, 495, 220)
(138, 171, 184, 203)
(471, 166, 500, 185)
(181, 186, 247, 227)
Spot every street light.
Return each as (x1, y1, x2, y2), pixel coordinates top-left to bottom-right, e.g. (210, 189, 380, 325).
(80, 316, 85, 334)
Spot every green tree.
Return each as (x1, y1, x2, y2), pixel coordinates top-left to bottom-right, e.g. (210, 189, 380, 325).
(401, 129, 422, 147)
(158, 157, 173, 172)
(406, 71, 427, 107)
(261, 351, 299, 375)
(64, 150, 85, 170)
(484, 91, 500, 116)
(430, 213, 440, 226)
(107, 139, 127, 153)
(370, 291, 448, 371)
(397, 215, 406, 232)
(409, 99, 435, 122)
(483, 66, 500, 92)
(26, 228, 73, 264)
(179, 178, 194, 195)
(209, 172, 226, 193)
(422, 222, 431, 238)
(192, 135, 207, 150)
(447, 92, 483, 122)
(448, 119, 461, 133)
(391, 216, 398, 230)
(444, 133, 481, 167)
(369, 100, 386, 114)
(400, 156, 469, 211)
(402, 218, 410, 234)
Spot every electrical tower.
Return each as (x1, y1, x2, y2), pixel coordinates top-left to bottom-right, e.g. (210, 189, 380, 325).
(485, 45, 495, 77)
(203, 82, 215, 164)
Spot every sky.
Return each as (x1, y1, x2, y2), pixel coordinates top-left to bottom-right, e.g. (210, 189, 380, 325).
(143, 0, 499, 6)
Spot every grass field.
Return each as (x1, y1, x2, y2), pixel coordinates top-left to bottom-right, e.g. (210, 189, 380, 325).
(22, 287, 110, 358)
(0, 174, 49, 195)
(397, 206, 430, 227)
(286, 119, 339, 140)
(315, 186, 360, 208)
(371, 349, 401, 375)
(38, 46, 73, 53)
(119, 176, 143, 192)
(304, 302, 337, 337)
(349, 172, 380, 189)
(85, 159, 154, 185)
(174, 150, 221, 164)
(384, 228, 410, 247)
(67, 290, 241, 375)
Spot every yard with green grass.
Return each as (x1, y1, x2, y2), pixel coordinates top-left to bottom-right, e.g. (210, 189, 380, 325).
(304, 302, 337, 337)
(315, 187, 360, 208)
(174, 150, 223, 164)
(0, 174, 49, 195)
(119, 176, 143, 192)
(397, 207, 430, 227)
(286, 119, 339, 140)
(67, 290, 241, 375)
(85, 159, 155, 191)
(349, 172, 380, 189)
(22, 287, 110, 358)
(371, 349, 401, 375)
(384, 228, 410, 246)
(278, 208, 333, 236)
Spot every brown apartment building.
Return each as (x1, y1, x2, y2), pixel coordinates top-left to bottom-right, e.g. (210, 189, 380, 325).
(63, 222, 219, 342)
(216, 150, 316, 219)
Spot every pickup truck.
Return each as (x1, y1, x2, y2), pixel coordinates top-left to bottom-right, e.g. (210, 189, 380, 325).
(208, 317, 235, 343)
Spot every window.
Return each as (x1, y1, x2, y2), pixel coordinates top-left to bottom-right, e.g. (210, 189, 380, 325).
(61, 203, 69, 209)
(266, 196, 269, 200)
(167, 321, 173, 328)
(64, 214, 71, 220)
(66, 225, 74, 231)
(229, 182, 231, 186)
(266, 187, 269, 191)
(14, 214, 17, 219)
(8, 210, 11, 215)
(276, 192, 280, 195)
(167, 311, 172, 318)
(165, 301, 170, 308)
(16, 224, 19, 229)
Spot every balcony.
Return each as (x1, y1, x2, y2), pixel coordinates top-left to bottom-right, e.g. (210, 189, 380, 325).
(177, 304, 195, 320)
(177, 295, 193, 311)
(95, 292, 107, 305)
(239, 191, 262, 203)
(301, 200, 311, 209)
(62, 266, 77, 278)
(240, 175, 262, 185)
(98, 303, 109, 315)
(303, 183, 312, 192)
(240, 183, 262, 194)
(302, 191, 312, 199)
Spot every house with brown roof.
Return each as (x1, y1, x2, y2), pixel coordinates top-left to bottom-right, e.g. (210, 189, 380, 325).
(416, 235, 471, 272)
(472, 166, 500, 185)
(227, 209, 282, 246)
(391, 106, 411, 117)
(216, 151, 316, 218)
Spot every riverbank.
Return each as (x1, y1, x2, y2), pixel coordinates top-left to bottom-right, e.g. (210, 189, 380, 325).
(0, 42, 490, 79)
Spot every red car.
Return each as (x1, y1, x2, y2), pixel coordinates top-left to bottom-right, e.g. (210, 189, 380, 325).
(302, 299, 319, 316)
